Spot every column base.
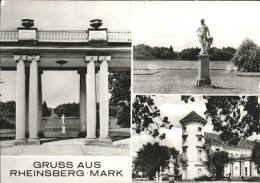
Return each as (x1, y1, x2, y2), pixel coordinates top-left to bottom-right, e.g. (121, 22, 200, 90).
(169, 174, 175, 183)
(98, 138, 112, 146)
(14, 139, 27, 145)
(78, 131, 86, 138)
(27, 139, 40, 145)
(196, 77, 211, 86)
(85, 138, 98, 145)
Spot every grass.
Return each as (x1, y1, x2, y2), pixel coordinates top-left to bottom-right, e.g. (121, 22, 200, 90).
(133, 61, 260, 94)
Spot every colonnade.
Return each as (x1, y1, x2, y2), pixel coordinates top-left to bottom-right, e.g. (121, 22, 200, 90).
(14, 55, 111, 145)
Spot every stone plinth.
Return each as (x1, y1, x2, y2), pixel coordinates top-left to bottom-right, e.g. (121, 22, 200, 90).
(27, 139, 40, 145)
(98, 138, 112, 145)
(169, 174, 174, 183)
(61, 125, 66, 134)
(196, 54, 211, 86)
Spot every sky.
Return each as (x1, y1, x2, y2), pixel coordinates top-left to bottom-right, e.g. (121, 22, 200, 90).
(132, 95, 260, 156)
(133, 1, 260, 51)
(0, 1, 131, 108)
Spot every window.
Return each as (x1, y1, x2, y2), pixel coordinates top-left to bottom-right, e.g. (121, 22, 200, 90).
(198, 137, 202, 141)
(183, 127, 186, 132)
(198, 127, 202, 132)
(235, 167, 238, 170)
(183, 136, 187, 142)
(215, 148, 220, 151)
(198, 150, 202, 161)
(198, 168, 202, 176)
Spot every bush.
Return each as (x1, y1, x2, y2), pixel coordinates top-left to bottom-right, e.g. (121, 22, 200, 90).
(232, 38, 260, 72)
(0, 118, 15, 129)
(194, 175, 212, 181)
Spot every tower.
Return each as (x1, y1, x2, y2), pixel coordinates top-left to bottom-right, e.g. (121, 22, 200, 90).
(179, 111, 207, 180)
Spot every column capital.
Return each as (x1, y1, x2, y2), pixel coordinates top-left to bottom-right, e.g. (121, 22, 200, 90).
(85, 56, 98, 63)
(14, 55, 27, 63)
(27, 55, 40, 63)
(98, 56, 111, 63)
(78, 69, 87, 75)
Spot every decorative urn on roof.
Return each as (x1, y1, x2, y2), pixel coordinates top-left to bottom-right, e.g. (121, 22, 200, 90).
(90, 19, 103, 29)
(21, 19, 34, 28)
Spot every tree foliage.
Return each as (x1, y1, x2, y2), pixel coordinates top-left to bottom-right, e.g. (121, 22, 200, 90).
(252, 141, 260, 174)
(181, 96, 260, 145)
(205, 150, 229, 179)
(133, 142, 179, 180)
(132, 95, 173, 140)
(108, 71, 131, 128)
(0, 101, 16, 118)
(54, 102, 79, 117)
(134, 44, 177, 60)
(232, 38, 260, 72)
(42, 101, 51, 117)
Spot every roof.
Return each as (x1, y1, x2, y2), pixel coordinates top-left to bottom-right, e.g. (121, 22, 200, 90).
(179, 111, 207, 125)
(204, 132, 256, 151)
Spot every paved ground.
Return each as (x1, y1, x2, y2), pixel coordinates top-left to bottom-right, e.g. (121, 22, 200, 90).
(0, 138, 130, 156)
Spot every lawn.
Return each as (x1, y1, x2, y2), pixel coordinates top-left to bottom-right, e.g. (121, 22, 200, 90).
(133, 60, 260, 94)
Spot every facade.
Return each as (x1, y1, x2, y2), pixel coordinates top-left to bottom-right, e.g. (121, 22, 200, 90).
(180, 111, 258, 180)
(0, 20, 131, 145)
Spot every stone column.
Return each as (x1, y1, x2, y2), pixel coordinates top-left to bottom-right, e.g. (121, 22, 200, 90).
(28, 55, 40, 145)
(38, 69, 43, 137)
(78, 69, 87, 137)
(98, 56, 112, 144)
(85, 56, 98, 144)
(25, 68, 30, 138)
(196, 54, 211, 86)
(14, 55, 27, 145)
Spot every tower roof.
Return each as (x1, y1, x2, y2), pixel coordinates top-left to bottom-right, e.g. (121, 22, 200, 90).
(179, 111, 207, 125)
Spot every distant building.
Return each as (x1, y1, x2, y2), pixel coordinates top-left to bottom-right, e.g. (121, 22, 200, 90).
(180, 111, 258, 180)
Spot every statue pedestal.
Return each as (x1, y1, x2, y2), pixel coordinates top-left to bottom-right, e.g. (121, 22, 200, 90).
(61, 125, 66, 134)
(169, 174, 174, 183)
(196, 54, 211, 86)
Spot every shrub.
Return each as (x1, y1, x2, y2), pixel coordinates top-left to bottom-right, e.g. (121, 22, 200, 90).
(232, 38, 260, 72)
(0, 118, 15, 129)
(194, 175, 212, 181)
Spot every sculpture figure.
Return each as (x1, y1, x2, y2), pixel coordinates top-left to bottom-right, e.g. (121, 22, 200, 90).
(169, 155, 175, 174)
(61, 114, 66, 134)
(197, 19, 212, 55)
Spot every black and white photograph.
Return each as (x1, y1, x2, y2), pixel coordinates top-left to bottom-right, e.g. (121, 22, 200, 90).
(1, 0, 260, 183)
(133, 1, 260, 94)
(0, 1, 131, 156)
(132, 95, 260, 182)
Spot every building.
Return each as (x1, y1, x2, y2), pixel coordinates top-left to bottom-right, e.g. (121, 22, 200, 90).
(0, 19, 131, 145)
(180, 111, 258, 180)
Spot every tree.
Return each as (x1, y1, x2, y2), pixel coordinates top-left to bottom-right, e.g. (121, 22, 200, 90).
(133, 142, 179, 180)
(252, 141, 260, 183)
(182, 96, 260, 145)
(232, 38, 260, 72)
(132, 95, 173, 140)
(161, 50, 177, 59)
(205, 150, 229, 179)
(42, 101, 51, 117)
(109, 71, 131, 128)
(54, 102, 79, 117)
(0, 101, 16, 118)
(134, 44, 154, 59)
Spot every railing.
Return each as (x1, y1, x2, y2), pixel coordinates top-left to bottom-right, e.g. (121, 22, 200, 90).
(0, 30, 132, 43)
(0, 30, 18, 42)
(107, 30, 131, 42)
(38, 30, 88, 42)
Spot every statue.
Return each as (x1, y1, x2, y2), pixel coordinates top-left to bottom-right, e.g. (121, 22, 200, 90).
(197, 19, 213, 55)
(169, 155, 175, 174)
(168, 155, 175, 183)
(61, 114, 66, 134)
